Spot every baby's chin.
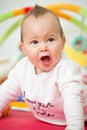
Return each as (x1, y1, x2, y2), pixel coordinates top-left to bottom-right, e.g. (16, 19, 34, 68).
(35, 65, 55, 74)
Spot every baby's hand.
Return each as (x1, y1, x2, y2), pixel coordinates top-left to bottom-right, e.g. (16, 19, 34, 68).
(2, 105, 11, 117)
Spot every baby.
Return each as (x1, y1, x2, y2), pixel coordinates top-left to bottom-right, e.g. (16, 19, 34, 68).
(0, 5, 87, 130)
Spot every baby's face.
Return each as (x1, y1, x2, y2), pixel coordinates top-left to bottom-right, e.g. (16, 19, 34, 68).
(21, 13, 65, 74)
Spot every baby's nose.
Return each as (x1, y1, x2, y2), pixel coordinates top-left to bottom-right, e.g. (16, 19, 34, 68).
(40, 45, 48, 52)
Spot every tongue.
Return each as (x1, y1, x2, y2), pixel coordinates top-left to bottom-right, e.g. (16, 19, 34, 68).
(41, 56, 51, 66)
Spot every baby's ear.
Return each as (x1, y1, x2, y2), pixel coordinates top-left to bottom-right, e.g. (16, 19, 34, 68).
(62, 34, 66, 43)
(19, 42, 27, 56)
(62, 35, 66, 49)
(19, 41, 23, 51)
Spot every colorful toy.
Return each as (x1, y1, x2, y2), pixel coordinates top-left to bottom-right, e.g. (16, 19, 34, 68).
(63, 44, 86, 67)
(71, 35, 87, 52)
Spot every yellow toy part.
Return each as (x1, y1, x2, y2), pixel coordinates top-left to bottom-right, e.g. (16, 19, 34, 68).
(64, 44, 86, 67)
(11, 101, 29, 111)
(2, 105, 11, 117)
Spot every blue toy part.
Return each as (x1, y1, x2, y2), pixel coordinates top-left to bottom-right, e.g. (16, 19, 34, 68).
(71, 35, 87, 52)
(16, 93, 25, 102)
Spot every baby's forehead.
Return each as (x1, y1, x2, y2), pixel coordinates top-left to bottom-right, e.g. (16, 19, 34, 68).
(24, 12, 58, 22)
(21, 12, 63, 35)
(23, 13, 60, 31)
(22, 13, 60, 31)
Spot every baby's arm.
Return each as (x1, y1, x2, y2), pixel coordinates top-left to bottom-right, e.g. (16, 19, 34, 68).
(58, 61, 85, 130)
(0, 58, 26, 117)
(62, 84, 84, 130)
(0, 75, 21, 117)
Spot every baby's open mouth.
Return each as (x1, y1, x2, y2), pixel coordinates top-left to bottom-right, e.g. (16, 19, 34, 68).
(40, 56, 51, 66)
(41, 56, 50, 62)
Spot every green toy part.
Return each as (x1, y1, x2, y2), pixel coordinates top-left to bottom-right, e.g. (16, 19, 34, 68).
(71, 35, 87, 52)
(0, 18, 23, 45)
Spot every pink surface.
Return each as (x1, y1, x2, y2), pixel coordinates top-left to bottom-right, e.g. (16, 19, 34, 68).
(0, 110, 87, 130)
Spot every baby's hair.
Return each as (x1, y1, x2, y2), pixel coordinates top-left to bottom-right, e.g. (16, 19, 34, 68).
(21, 4, 64, 42)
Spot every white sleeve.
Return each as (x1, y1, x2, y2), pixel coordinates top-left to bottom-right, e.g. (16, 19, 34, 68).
(58, 62, 85, 130)
(62, 84, 84, 130)
(0, 65, 21, 117)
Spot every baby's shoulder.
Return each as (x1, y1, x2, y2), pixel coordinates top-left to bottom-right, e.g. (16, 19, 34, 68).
(57, 54, 81, 74)
(16, 56, 31, 67)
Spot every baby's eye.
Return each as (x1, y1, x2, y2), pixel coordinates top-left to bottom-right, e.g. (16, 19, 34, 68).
(31, 40, 38, 44)
(48, 38, 54, 42)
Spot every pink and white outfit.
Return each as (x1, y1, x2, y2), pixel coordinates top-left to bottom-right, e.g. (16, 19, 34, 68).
(0, 53, 87, 130)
